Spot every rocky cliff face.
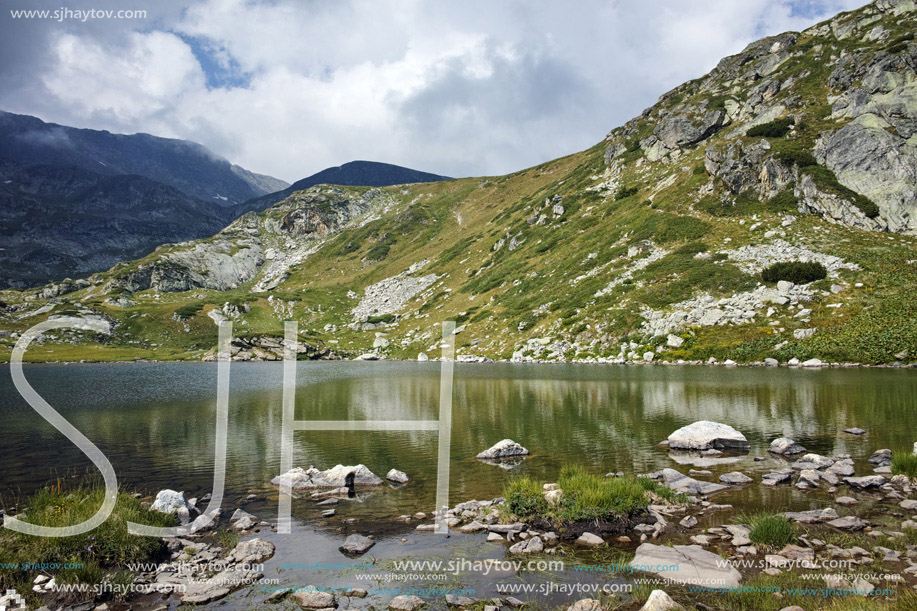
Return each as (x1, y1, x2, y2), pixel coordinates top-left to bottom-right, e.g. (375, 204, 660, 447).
(604, 0, 917, 233)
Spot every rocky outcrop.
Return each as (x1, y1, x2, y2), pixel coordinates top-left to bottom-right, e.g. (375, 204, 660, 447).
(271, 464, 384, 490)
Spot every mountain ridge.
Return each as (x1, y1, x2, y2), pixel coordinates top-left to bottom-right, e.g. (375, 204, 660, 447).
(1, 0, 915, 366)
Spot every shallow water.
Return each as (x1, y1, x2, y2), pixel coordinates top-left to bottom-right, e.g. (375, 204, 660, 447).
(1, 362, 915, 607)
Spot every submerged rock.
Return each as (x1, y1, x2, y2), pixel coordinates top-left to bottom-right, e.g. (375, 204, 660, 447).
(630, 543, 741, 587)
(386, 469, 410, 484)
(667, 421, 749, 451)
(657, 468, 729, 496)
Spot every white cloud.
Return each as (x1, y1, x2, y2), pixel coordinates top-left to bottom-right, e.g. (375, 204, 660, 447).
(0, 0, 871, 182)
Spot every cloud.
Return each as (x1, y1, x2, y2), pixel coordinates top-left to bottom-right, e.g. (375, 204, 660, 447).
(0, 0, 871, 182)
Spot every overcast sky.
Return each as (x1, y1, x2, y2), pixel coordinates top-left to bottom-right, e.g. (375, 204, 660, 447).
(0, 0, 869, 182)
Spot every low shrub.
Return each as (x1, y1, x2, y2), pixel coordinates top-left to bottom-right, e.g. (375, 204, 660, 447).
(891, 451, 917, 479)
(174, 303, 204, 319)
(746, 513, 795, 547)
(747, 117, 794, 138)
(366, 313, 396, 325)
(615, 185, 640, 201)
(504, 476, 549, 517)
(775, 149, 817, 168)
(761, 261, 827, 284)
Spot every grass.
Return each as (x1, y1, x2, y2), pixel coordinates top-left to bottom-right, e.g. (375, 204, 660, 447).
(745, 513, 795, 547)
(890, 451, 917, 479)
(0, 483, 175, 607)
(503, 466, 661, 525)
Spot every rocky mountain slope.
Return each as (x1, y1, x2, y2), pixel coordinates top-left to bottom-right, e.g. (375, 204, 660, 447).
(0, 110, 288, 204)
(232, 160, 450, 215)
(1, 0, 916, 366)
(0, 158, 237, 289)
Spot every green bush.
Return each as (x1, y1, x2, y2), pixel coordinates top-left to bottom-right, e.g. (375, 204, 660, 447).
(504, 477, 549, 517)
(802, 166, 880, 218)
(747, 117, 794, 138)
(891, 451, 917, 479)
(746, 514, 795, 547)
(366, 313, 396, 324)
(775, 149, 817, 168)
(615, 185, 640, 201)
(761, 261, 827, 284)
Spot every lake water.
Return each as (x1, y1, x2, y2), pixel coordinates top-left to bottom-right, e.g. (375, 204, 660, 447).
(2, 362, 915, 607)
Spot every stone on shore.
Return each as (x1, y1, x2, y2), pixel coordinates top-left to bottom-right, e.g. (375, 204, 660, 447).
(476, 439, 530, 459)
(667, 421, 749, 451)
(768, 438, 806, 455)
(630, 543, 741, 587)
(151, 489, 192, 514)
(509, 536, 544, 554)
(640, 590, 685, 611)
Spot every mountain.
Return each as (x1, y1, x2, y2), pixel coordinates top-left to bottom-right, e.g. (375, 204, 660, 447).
(0, 110, 288, 205)
(0, 158, 233, 289)
(232, 160, 450, 214)
(2, 0, 916, 366)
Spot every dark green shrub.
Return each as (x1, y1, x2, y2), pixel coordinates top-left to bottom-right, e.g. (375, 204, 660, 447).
(366, 314, 396, 324)
(174, 303, 204, 319)
(615, 185, 639, 200)
(775, 149, 817, 168)
(761, 261, 827, 284)
(747, 117, 794, 138)
(803, 166, 880, 218)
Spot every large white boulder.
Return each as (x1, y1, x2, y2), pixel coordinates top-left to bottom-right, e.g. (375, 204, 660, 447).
(150, 489, 192, 514)
(476, 439, 530, 459)
(667, 421, 749, 451)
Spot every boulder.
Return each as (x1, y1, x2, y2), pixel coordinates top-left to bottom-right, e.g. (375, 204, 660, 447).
(293, 588, 337, 609)
(228, 538, 275, 564)
(509, 536, 544, 554)
(476, 439, 530, 459)
(844, 475, 886, 488)
(386, 469, 410, 484)
(340, 534, 375, 555)
(658, 469, 729, 496)
(667, 421, 749, 451)
(272, 464, 383, 489)
(630, 543, 741, 587)
(151, 490, 192, 514)
(868, 449, 892, 467)
(576, 532, 605, 547)
(768, 438, 806, 455)
(719, 472, 753, 485)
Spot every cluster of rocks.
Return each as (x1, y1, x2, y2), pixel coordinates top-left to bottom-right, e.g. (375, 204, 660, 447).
(271, 464, 385, 490)
(201, 334, 338, 362)
(351, 262, 438, 324)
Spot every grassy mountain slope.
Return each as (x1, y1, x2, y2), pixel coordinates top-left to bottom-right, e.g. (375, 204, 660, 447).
(1, 0, 916, 365)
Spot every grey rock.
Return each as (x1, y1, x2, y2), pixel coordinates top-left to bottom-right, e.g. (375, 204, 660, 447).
(844, 475, 886, 488)
(389, 595, 427, 611)
(667, 421, 749, 451)
(477, 439, 530, 459)
(340, 534, 375, 555)
(719, 472, 753, 485)
(630, 543, 741, 587)
(769, 438, 806, 455)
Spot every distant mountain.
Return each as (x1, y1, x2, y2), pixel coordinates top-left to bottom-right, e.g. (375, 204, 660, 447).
(0, 111, 288, 205)
(233, 160, 449, 215)
(0, 158, 234, 288)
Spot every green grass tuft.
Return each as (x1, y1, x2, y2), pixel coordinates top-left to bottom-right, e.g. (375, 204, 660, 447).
(891, 451, 917, 479)
(746, 513, 795, 547)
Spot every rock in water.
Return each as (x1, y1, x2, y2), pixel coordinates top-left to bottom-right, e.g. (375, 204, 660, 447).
(640, 590, 685, 611)
(476, 439, 530, 459)
(658, 469, 729, 496)
(386, 469, 410, 484)
(340, 534, 376, 555)
(667, 421, 749, 451)
(293, 588, 336, 609)
(272, 464, 383, 489)
(630, 543, 741, 587)
(769, 437, 806, 455)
